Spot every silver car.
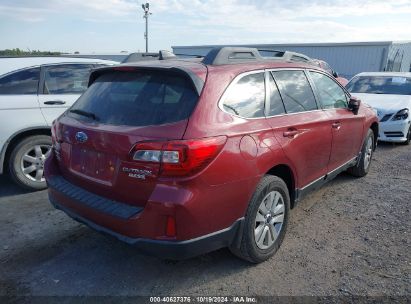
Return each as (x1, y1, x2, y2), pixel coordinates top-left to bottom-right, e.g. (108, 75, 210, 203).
(0, 57, 117, 190)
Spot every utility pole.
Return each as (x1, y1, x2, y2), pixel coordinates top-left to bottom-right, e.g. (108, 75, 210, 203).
(142, 3, 151, 53)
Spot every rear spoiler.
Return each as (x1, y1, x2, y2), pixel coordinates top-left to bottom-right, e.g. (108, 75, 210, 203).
(88, 65, 205, 96)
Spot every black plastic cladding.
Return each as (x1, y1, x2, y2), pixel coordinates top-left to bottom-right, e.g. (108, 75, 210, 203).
(201, 47, 312, 66)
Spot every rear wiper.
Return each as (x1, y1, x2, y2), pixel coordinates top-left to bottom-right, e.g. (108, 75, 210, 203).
(69, 109, 98, 121)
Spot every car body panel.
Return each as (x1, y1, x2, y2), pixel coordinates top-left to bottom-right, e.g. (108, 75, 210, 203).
(38, 93, 80, 125)
(325, 108, 365, 171)
(45, 56, 379, 258)
(266, 111, 332, 188)
(55, 115, 189, 207)
(351, 93, 411, 113)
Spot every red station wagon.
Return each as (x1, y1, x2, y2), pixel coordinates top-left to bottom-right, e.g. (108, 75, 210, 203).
(45, 47, 379, 263)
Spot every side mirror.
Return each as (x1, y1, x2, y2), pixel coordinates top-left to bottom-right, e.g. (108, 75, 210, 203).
(332, 70, 339, 78)
(348, 97, 361, 115)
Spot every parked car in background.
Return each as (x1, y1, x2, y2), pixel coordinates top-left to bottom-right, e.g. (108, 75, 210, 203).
(311, 59, 349, 86)
(347, 72, 411, 144)
(0, 57, 117, 190)
(45, 47, 378, 263)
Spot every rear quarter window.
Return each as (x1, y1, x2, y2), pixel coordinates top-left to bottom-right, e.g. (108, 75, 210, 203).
(68, 70, 198, 126)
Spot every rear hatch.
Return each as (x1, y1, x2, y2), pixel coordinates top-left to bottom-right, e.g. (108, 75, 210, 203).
(54, 66, 204, 207)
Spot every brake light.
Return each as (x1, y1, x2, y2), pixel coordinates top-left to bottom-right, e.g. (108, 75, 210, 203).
(131, 136, 227, 177)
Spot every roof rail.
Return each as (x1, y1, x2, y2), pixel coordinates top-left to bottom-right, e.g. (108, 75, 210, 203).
(258, 49, 311, 62)
(174, 53, 204, 58)
(201, 47, 313, 65)
(202, 47, 263, 65)
(257, 49, 287, 58)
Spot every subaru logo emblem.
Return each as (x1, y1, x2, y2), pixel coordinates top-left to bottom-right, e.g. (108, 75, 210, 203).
(75, 131, 88, 143)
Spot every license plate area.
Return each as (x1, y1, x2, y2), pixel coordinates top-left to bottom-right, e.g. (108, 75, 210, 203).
(70, 146, 117, 184)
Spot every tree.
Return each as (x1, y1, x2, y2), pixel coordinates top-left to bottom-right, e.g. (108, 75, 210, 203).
(0, 48, 61, 56)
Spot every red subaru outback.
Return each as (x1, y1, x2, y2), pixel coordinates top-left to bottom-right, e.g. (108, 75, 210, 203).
(45, 47, 378, 263)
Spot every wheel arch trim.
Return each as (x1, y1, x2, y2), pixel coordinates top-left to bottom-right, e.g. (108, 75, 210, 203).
(0, 126, 51, 174)
(369, 121, 379, 150)
(265, 163, 297, 208)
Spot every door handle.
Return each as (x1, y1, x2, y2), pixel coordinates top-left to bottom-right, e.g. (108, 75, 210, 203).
(283, 129, 300, 138)
(44, 100, 66, 105)
(332, 122, 341, 129)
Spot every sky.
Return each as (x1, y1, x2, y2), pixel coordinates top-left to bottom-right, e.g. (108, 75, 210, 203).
(0, 0, 410, 54)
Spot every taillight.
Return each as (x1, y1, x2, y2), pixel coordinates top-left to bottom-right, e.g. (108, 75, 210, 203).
(130, 136, 227, 177)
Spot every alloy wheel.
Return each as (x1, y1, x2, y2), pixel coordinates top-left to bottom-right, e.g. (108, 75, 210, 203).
(20, 144, 52, 182)
(254, 191, 285, 250)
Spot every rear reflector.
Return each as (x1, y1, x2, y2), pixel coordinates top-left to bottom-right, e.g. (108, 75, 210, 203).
(131, 136, 227, 177)
(166, 216, 176, 237)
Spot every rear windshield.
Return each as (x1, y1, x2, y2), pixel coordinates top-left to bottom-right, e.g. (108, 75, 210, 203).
(68, 70, 198, 126)
(346, 76, 411, 95)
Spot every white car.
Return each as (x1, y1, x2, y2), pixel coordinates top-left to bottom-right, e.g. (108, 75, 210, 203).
(346, 72, 411, 144)
(0, 57, 117, 190)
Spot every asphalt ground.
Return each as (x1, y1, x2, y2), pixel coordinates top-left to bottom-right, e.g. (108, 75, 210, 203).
(0, 142, 410, 301)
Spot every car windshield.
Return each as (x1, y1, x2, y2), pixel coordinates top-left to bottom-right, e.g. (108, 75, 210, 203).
(68, 70, 198, 126)
(346, 76, 411, 95)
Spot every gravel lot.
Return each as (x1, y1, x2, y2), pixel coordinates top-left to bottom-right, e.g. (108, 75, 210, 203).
(0, 142, 410, 299)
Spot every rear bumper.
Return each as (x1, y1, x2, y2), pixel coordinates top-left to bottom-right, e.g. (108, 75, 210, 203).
(49, 192, 243, 260)
(45, 146, 247, 259)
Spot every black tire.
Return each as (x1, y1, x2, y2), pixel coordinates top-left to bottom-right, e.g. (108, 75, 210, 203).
(9, 135, 52, 191)
(230, 175, 290, 263)
(347, 129, 374, 177)
(401, 125, 411, 145)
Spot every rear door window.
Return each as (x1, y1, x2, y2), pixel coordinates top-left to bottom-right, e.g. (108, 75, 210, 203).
(309, 71, 348, 109)
(43, 64, 93, 94)
(69, 70, 198, 126)
(222, 72, 265, 118)
(272, 70, 318, 113)
(0, 67, 40, 95)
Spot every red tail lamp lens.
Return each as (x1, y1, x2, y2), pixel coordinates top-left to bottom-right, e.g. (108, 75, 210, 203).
(131, 136, 226, 177)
